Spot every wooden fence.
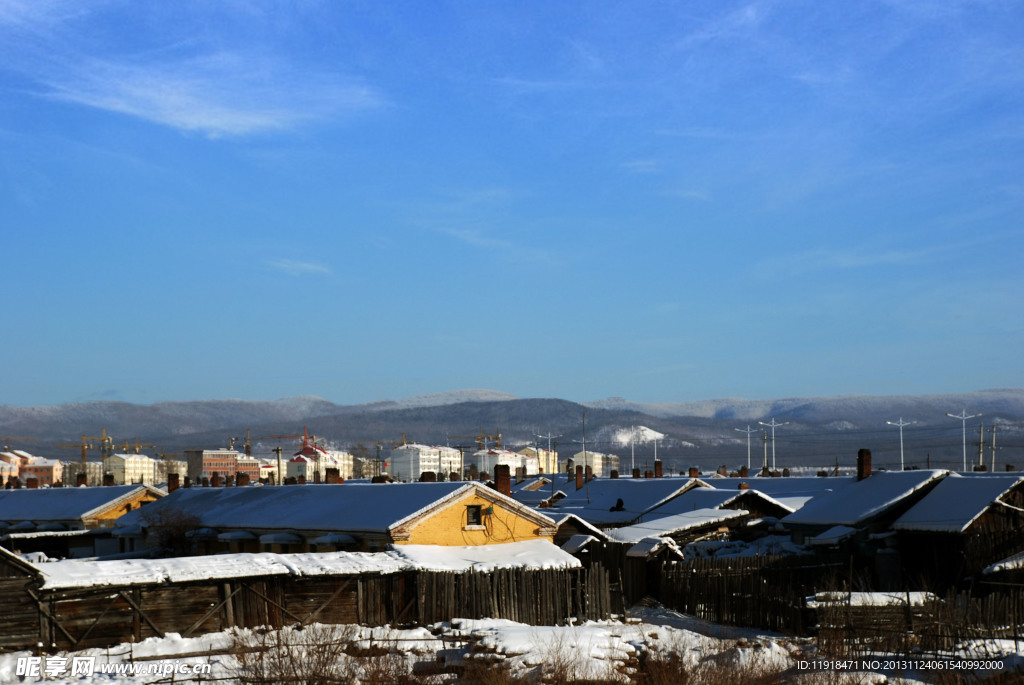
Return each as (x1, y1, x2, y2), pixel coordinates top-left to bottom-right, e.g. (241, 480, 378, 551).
(814, 586, 1024, 658)
(15, 566, 611, 652)
(654, 556, 847, 634)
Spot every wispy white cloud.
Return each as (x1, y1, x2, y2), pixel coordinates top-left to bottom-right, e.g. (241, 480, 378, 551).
(622, 159, 661, 174)
(42, 53, 382, 138)
(437, 227, 514, 251)
(1, 2, 384, 137)
(267, 259, 332, 276)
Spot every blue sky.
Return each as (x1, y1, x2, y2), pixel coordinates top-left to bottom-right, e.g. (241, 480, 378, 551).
(1, 0, 1022, 407)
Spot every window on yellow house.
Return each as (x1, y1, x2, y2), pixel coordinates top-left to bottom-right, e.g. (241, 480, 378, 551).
(466, 504, 482, 527)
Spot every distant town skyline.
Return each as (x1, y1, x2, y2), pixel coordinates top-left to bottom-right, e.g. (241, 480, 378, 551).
(2, 1, 1022, 408)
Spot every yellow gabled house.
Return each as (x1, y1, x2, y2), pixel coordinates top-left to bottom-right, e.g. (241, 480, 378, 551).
(115, 481, 557, 554)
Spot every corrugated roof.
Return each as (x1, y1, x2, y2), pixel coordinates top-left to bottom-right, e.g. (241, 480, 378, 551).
(782, 470, 947, 527)
(0, 485, 162, 523)
(891, 473, 1024, 533)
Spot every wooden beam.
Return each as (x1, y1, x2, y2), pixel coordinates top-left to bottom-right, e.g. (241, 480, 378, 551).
(117, 591, 165, 639)
(300, 579, 352, 627)
(68, 592, 126, 649)
(183, 583, 245, 638)
(26, 589, 77, 647)
(238, 581, 306, 625)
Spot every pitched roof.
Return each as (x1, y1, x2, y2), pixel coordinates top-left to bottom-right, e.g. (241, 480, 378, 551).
(32, 539, 581, 590)
(0, 485, 163, 524)
(514, 473, 708, 526)
(640, 486, 793, 519)
(782, 470, 947, 527)
(891, 473, 1024, 533)
(604, 508, 748, 544)
(730, 476, 853, 511)
(116, 481, 554, 536)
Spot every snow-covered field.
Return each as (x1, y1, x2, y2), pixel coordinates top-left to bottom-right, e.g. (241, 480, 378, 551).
(1, 606, 1021, 684)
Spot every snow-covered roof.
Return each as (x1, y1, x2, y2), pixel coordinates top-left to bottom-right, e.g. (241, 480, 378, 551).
(31, 539, 580, 590)
(0, 485, 164, 523)
(116, 481, 554, 536)
(543, 512, 609, 540)
(515, 474, 708, 526)
(806, 525, 858, 546)
(640, 486, 794, 519)
(604, 508, 748, 544)
(805, 591, 938, 609)
(984, 550, 1024, 575)
(731, 476, 852, 509)
(782, 470, 947, 527)
(560, 534, 598, 554)
(625, 536, 683, 559)
(891, 473, 1024, 533)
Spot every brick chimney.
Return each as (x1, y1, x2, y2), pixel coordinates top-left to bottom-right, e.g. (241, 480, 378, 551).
(211, 472, 221, 488)
(716, 465, 728, 477)
(76, 472, 88, 487)
(236, 473, 250, 487)
(325, 468, 339, 484)
(738, 481, 750, 490)
(857, 449, 872, 481)
(168, 473, 180, 493)
(632, 468, 641, 479)
(494, 464, 511, 496)
(739, 466, 749, 478)
(103, 473, 115, 487)
(419, 471, 437, 482)
(225, 475, 234, 487)
(575, 465, 584, 491)
(609, 469, 619, 479)
(184, 476, 192, 488)
(297, 474, 306, 485)
(644, 470, 654, 479)
(585, 465, 593, 482)
(654, 460, 663, 478)
(26, 477, 39, 489)
(688, 467, 699, 478)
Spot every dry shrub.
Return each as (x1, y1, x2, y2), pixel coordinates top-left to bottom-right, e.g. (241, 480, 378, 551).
(634, 645, 788, 685)
(233, 623, 359, 684)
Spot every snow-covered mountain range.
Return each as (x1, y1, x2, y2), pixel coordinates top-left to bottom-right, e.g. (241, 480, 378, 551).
(2, 388, 1022, 471)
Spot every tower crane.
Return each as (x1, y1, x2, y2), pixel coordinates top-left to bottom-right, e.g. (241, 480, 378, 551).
(1, 437, 35, 451)
(449, 428, 503, 451)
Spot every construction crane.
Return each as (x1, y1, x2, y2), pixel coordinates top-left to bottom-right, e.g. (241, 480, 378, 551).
(54, 428, 114, 485)
(116, 439, 156, 455)
(449, 428, 503, 451)
(0, 436, 35, 452)
(228, 429, 253, 456)
(260, 427, 320, 483)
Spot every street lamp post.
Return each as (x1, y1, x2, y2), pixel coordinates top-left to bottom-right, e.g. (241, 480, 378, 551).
(758, 419, 788, 472)
(735, 425, 757, 471)
(886, 418, 915, 471)
(947, 409, 981, 472)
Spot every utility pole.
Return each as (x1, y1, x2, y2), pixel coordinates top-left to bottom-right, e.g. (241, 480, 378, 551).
(947, 409, 981, 472)
(536, 431, 562, 475)
(977, 423, 986, 469)
(273, 446, 283, 485)
(758, 419, 788, 472)
(761, 431, 769, 474)
(991, 425, 998, 471)
(886, 418, 915, 471)
(735, 425, 757, 470)
(572, 413, 590, 503)
(630, 425, 635, 472)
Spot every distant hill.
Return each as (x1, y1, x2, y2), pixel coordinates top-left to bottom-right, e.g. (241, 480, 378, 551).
(2, 388, 1022, 474)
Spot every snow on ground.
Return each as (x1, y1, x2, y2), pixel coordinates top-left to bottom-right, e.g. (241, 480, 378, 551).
(0, 608, 1021, 683)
